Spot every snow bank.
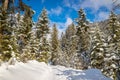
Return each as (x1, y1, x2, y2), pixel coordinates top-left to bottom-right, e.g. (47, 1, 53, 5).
(0, 60, 111, 80)
(0, 60, 53, 80)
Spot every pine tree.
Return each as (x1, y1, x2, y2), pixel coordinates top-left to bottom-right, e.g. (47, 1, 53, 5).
(68, 23, 82, 69)
(16, 2, 34, 54)
(0, 0, 34, 62)
(65, 23, 78, 68)
(36, 8, 50, 63)
(0, 0, 18, 62)
(102, 11, 120, 80)
(60, 23, 79, 68)
(60, 32, 68, 66)
(23, 30, 39, 61)
(51, 24, 60, 65)
(37, 36, 50, 63)
(11, 1, 35, 63)
(76, 8, 90, 69)
(36, 8, 49, 39)
(90, 25, 105, 70)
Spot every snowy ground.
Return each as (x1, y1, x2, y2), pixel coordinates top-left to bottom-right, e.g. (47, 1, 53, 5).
(0, 60, 111, 80)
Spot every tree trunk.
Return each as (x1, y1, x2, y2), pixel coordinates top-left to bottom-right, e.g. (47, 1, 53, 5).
(3, 0, 9, 10)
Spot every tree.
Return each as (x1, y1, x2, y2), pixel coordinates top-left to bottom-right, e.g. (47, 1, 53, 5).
(90, 25, 105, 70)
(36, 8, 49, 39)
(0, 0, 35, 63)
(36, 8, 50, 63)
(60, 23, 79, 68)
(37, 36, 50, 63)
(21, 30, 39, 62)
(50, 24, 60, 65)
(0, 0, 19, 62)
(102, 11, 120, 80)
(76, 8, 90, 69)
(16, 2, 34, 54)
(60, 32, 68, 66)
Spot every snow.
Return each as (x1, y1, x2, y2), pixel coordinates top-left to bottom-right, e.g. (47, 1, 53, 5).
(52, 65, 111, 80)
(0, 61, 53, 80)
(0, 60, 111, 80)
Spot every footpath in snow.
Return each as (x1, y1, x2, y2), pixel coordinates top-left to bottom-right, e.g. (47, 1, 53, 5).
(0, 60, 111, 80)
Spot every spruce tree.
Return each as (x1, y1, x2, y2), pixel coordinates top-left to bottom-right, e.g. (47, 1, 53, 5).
(22, 30, 39, 61)
(60, 23, 79, 68)
(51, 24, 60, 65)
(60, 32, 68, 66)
(36, 8, 50, 63)
(103, 11, 120, 80)
(65, 23, 78, 68)
(90, 25, 105, 70)
(36, 8, 49, 39)
(16, 2, 34, 54)
(76, 8, 90, 69)
(0, 0, 18, 62)
(11, 1, 35, 63)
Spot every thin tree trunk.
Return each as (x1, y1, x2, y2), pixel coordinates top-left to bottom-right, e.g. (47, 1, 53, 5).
(4, 0, 9, 10)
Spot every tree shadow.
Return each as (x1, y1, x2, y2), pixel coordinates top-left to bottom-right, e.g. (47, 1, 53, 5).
(61, 69, 112, 80)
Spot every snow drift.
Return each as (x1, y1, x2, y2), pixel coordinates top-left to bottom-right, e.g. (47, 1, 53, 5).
(0, 60, 111, 80)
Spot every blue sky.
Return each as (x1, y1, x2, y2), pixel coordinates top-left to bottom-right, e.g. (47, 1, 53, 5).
(22, 0, 120, 35)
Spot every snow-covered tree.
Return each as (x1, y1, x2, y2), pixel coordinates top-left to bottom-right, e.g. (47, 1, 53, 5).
(0, 0, 19, 62)
(90, 25, 105, 70)
(76, 8, 90, 69)
(24, 30, 39, 61)
(60, 23, 80, 68)
(16, 2, 34, 54)
(36, 8, 50, 63)
(102, 11, 120, 80)
(65, 23, 78, 68)
(60, 32, 68, 66)
(36, 8, 49, 39)
(37, 36, 50, 63)
(50, 24, 60, 65)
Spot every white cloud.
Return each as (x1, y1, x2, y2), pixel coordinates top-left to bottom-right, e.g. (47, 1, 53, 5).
(49, 21, 65, 38)
(80, 0, 120, 21)
(113, 0, 120, 5)
(49, 17, 73, 38)
(62, 0, 119, 22)
(65, 17, 73, 27)
(41, 0, 45, 3)
(63, 0, 82, 10)
(81, 0, 113, 12)
(63, 0, 118, 12)
(57, 17, 73, 38)
(63, 0, 71, 7)
(94, 12, 109, 22)
(49, 6, 62, 16)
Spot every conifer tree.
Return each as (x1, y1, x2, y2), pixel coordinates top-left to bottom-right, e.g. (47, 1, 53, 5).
(16, 2, 34, 54)
(36, 8, 49, 39)
(102, 11, 120, 80)
(36, 8, 50, 63)
(68, 23, 79, 67)
(90, 25, 105, 70)
(51, 24, 60, 65)
(60, 32, 69, 66)
(60, 23, 79, 68)
(76, 8, 90, 69)
(23, 30, 39, 61)
(65, 23, 78, 68)
(38, 36, 50, 63)
(0, 0, 18, 62)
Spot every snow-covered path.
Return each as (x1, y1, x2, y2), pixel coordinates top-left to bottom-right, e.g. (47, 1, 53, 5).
(52, 65, 111, 80)
(0, 60, 111, 80)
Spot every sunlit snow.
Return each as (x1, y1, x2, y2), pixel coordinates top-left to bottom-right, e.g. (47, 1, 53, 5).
(0, 60, 111, 80)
